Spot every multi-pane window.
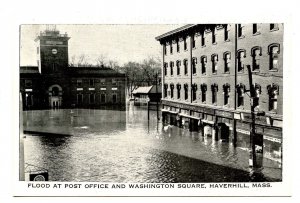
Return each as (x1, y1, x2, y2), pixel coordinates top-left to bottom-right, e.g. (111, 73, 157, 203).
(267, 84, 279, 111)
(176, 60, 181, 75)
(184, 38, 187, 50)
(212, 54, 218, 74)
(201, 56, 207, 74)
(270, 23, 279, 31)
(164, 63, 168, 76)
(238, 24, 243, 37)
(236, 84, 245, 107)
(184, 59, 188, 75)
(177, 40, 180, 52)
(192, 57, 197, 74)
(252, 47, 262, 71)
(212, 28, 216, 44)
(192, 84, 197, 101)
(237, 50, 246, 72)
(184, 84, 189, 100)
(77, 79, 82, 87)
(224, 52, 231, 73)
(170, 61, 174, 76)
(170, 84, 174, 98)
(201, 84, 207, 103)
(269, 44, 280, 70)
(223, 84, 230, 105)
(211, 84, 218, 104)
(201, 33, 205, 46)
(224, 25, 229, 41)
(164, 84, 168, 98)
(177, 84, 181, 99)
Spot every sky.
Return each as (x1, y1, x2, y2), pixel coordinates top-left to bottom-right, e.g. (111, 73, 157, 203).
(20, 24, 181, 66)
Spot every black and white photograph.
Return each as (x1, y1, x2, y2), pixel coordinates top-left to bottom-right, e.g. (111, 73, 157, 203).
(19, 23, 282, 183)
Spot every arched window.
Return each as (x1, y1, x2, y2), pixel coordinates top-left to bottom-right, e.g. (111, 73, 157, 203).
(192, 83, 197, 101)
(184, 84, 189, 100)
(164, 84, 168, 98)
(253, 84, 261, 108)
(237, 49, 246, 72)
(200, 84, 207, 103)
(176, 60, 181, 75)
(212, 27, 216, 44)
(211, 54, 218, 74)
(192, 57, 197, 74)
(267, 84, 279, 111)
(184, 59, 188, 75)
(201, 56, 207, 74)
(211, 83, 218, 104)
(223, 84, 230, 105)
(251, 47, 262, 71)
(268, 44, 280, 71)
(224, 52, 231, 73)
(170, 42, 173, 54)
(170, 83, 174, 98)
(170, 61, 174, 76)
(164, 63, 168, 76)
(236, 83, 246, 107)
(52, 86, 59, 96)
(224, 24, 230, 41)
(176, 84, 181, 99)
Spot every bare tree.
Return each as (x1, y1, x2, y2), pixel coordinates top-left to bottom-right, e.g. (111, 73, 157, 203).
(95, 54, 107, 67)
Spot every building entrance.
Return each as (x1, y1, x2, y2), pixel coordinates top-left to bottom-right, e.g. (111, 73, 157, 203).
(48, 85, 63, 108)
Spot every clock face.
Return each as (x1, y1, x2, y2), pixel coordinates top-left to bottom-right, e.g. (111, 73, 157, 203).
(52, 49, 58, 55)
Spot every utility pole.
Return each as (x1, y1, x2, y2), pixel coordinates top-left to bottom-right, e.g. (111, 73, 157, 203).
(247, 65, 257, 168)
(156, 71, 159, 120)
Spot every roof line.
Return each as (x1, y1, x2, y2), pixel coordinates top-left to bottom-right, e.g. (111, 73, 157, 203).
(155, 24, 196, 41)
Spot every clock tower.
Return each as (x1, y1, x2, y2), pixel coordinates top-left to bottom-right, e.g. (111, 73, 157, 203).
(35, 26, 70, 74)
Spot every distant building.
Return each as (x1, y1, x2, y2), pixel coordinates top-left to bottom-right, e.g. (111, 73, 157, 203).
(20, 28, 126, 110)
(156, 24, 283, 161)
(132, 85, 162, 105)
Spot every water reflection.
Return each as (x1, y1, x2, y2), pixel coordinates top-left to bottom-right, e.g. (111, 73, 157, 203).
(23, 105, 281, 182)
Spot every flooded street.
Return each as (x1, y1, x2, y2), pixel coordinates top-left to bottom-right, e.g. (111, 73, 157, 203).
(23, 103, 281, 182)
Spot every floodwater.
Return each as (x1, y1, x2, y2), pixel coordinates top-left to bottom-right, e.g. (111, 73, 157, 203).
(23, 103, 282, 182)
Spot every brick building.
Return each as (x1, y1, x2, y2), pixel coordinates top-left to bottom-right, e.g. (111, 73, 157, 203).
(156, 24, 283, 161)
(20, 28, 126, 110)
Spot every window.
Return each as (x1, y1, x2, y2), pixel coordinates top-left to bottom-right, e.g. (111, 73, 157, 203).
(201, 84, 207, 103)
(25, 79, 32, 87)
(90, 93, 95, 104)
(177, 40, 180, 52)
(184, 38, 187, 50)
(201, 33, 205, 46)
(253, 24, 260, 34)
(112, 79, 117, 85)
(270, 23, 279, 31)
(212, 28, 216, 44)
(170, 84, 174, 98)
(224, 52, 231, 73)
(164, 63, 168, 76)
(253, 84, 261, 108)
(89, 79, 94, 86)
(112, 94, 117, 103)
(100, 94, 106, 103)
(237, 50, 246, 72)
(192, 84, 197, 101)
(176, 60, 181, 75)
(170, 43, 173, 54)
(224, 25, 229, 41)
(223, 84, 230, 105)
(100, 79, 106, 85)
(77, 79, 82, 87)
(251, 47, 262, 71)
(268, 44, 280, 71)
(177, 84, 181, 99)
(212, 54, 218, 74)
(170, 61, 174, 76)
(192, 35, 196, 48)
(184, 59, 188, 75)
(192, 57, 197, 74)
(164, 84, 168, 98)
(236, 84, 245, 107)
(26, 94, 33, 106)
(184, 84, 188, 100)
(164, 44, 167, 55)
(211, 84, 218, 104)
(267, 84, 279, 111)
(238, 24, 243, 38)
(77, 94, 83, 105)
(201, 56, 207, 74)
(52, 87, 59, 96)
